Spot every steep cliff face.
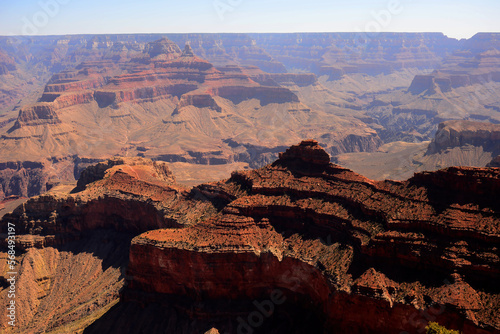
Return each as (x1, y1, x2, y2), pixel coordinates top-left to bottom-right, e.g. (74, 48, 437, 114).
(43, 71, 108, 93)
(0, 156, 105, 203)
(0, 50, 16, 75)
(119, 140, 500, 334)
(409, 49, 500, 94)
(0, 158, 216, 333)
(2, 157, 210, 250)
(1, 142, 499, 333)
(0, 159, 82, 202)
(75, 156, 175, 192)
(0, 161, 47, 202)
(427, 120, 500, 154)
(11, 105, 62, 130)
(4, 65, 111, 140)
(94, 44, 298, 108)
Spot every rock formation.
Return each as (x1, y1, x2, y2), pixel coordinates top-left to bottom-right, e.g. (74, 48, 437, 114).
(95, 141, 500, 333)
(93, 43, 298, 107)
(0, 156, 221, 333)
(0, 36, 383, 200)
(409, 49, 500, 94)
(0, 50, 16, 75)
(362, 34, 500, 143)
(427, 120, 500, 154)
(0, 158, 86, 201)
(144, 38, 182, 60)
(336, 118, 500, 182)
(249, 32, 461, 75)
(1, 157, 210, 249)
(2, 32, 500, 204)
(1, 141, 500, 333)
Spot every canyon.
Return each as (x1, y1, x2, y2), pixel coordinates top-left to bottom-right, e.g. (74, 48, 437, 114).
(0, 141, 498, 333)
(0, 31, 500, 333)
(337, 120, 500, 180)
(1, 32, 500, 200)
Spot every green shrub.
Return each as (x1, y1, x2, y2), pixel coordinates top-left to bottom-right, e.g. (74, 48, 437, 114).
(426, 322, 460, 334)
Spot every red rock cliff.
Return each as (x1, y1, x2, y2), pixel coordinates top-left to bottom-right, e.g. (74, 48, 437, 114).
(124, 140, 500, 334)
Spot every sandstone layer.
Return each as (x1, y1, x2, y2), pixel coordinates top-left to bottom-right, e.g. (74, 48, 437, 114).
(117, 141, 500, 334)
(0, 157, 216, 333)
(427, 120, 500, 155)
(1, 141, 499, 333)
(0, 36, 382, 200)
(409, 49, 500, 94)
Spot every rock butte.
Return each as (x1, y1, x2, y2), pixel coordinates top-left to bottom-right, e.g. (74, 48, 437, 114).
(409, 49, 500, 94)
(428, 120, 500, 154)
(0, 36, 387, 201)
(2, 33, 500, 201)
(2, 141, 499, 333)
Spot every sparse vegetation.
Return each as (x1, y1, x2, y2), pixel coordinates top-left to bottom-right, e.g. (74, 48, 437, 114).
(426, 322, 460, 334)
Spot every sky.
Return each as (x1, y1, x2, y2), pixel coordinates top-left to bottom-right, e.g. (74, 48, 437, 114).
(0, 0, 499, 39)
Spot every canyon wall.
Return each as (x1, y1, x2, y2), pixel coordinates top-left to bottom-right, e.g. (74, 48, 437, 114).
(427, 120, 500, 154)
(1, 142, 499, 333)
(119, 141, 500, 334)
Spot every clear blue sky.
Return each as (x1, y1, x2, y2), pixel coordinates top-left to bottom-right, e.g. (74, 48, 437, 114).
(0, 0, 498, 39)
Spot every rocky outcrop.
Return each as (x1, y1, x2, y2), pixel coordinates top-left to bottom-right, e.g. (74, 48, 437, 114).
(173, 94, 222, 113)
(1, 141, 499, 333)
(0, 161, 47, 201)
(9, 105, 62, 131)
(74, 157, 175, 192)
(7, 67, 109, 132)
(0, 158, 218, 333)
(204, 329, 220, 334)
(409, 49, 500, 94)
(0, 50, 16, 75)
(1, 158, 210, 248)
(427, 120, 500, 154)
(43, 72, 107, 93)
(120, 140, 500, 334)
(210, 86, 299, 106)
(144, 38, 182, 60)
(278, 139, 330, 165)
(0, 156, 103, 202)
(408, 74, 437, 94)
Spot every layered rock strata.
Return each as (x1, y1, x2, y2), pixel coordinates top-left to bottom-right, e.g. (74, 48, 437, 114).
(0, 158, 216, 333)
(121, 140, 500, 334)
(409, 49, 500, 94)
(1, 141, 499, 333)
(1, 157, 214, 250)
(427, 120, 500, 154)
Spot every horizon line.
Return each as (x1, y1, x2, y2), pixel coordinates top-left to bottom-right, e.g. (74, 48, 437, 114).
(1, 31, 499, 40)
